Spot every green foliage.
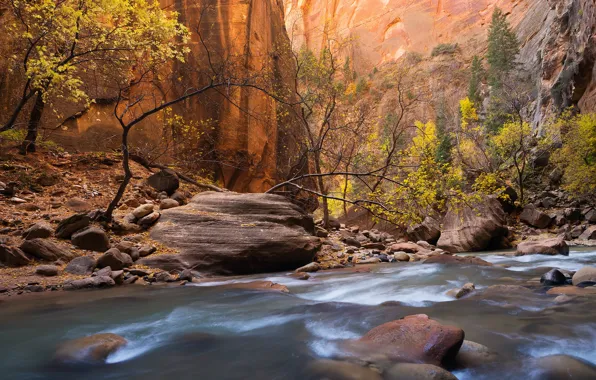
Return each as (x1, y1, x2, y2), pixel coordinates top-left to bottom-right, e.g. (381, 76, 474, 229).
(435, 103, 452, 164)
(552, 112, 596, 196)
(486, 8, 519, 88)
(468, 55, 485, 104)
(431, 43, 459, 57)
(4, 0, 189, 118)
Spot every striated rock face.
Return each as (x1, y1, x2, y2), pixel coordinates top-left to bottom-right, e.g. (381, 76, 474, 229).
(141, 191, 321, 275)
(285, 0, 596, 123)
(437, 197, 508, 253)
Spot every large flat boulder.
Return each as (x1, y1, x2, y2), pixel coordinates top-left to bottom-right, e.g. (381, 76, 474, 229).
(437, 197, 508, 253)
(516, 236, 569, 256)
(140, 192, 321, 275)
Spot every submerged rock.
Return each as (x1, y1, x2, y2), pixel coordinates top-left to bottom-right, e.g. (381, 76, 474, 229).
(220, 281, 289, 293)
(307, 359, 382, 380)
(53, 333, 127, 365)
(142, 192, 320, 275)
(423, 254, 492, 266)
(453, 340, 499, 369)
(385, 363, 457, 380)
(541, 269, 567, 286)
(516, 236, 569, 256)
(530, 355, 596, 379)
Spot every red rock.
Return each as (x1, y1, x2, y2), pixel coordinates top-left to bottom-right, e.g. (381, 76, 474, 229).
(354, 314, 464, 367)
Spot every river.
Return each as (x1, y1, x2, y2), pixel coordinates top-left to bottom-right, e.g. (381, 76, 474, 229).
(1, 247, 595, 379)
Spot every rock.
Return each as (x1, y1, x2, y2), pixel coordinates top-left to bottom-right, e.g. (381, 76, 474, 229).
(453, 340, 499, 369)
(315, 227, 329, 237)
(520, 204, 552, 229)
(138, 211, 160, 226)
(221, 280, 289, 293)
(23, 222, 53, 240)
(569, 225, 585, 239)
(115, 241, 134, 254)
(9, 197, 27, 204)
(20, 239, 75, 261)
(291, 272, 310, 280)
(147, 169, 179, 195)
(178, 269, 195, 282)
(0, 244, 32, 267)
(141, 192, 321, 275)
(110, 270, 124, 285)
(584, 209, 596, 223)
(455, 283, 475, 299)
(362, 242, 386, 250)
(553, 295, 575, 303)
(541, 269, 568, 286)
(132, 204, 155, 219)
(71, 227, 110, 252)
(437, 197, 508, 253)
(356, 257, 382, 264)
(124, 198, 141, 208)
(546, 286, 596, 296)
(123, 275, 139, 285)
(128, 247, 140, 262)
(93, 267, 112, 277)
(530, 355, 596, 379)
(483, 284, 533, 295)
(579, 225, 596, 240)
(55, 214, 91, 239)
(25, 284, 44, 292)
(407, 217, 441, 244)
(127, 269, 150, 276)
(295, 262, 320, 273)
(564, 208, 583, 222)
(159, 198, 180, 210)
(138, 245, 157, 257)
(35, 265, 59, 277)
(97, 248, 133, 270)
(53, 333, 127, 365)
(327, 218, 341, 230)
(342, 237, 361, 247)
(516, 236, 569, 256)
(423, 254, 492, 266)
(306, 359, 382, 380)
(385, 363, 458, 380)
(65, 197, 92, 212)
(170, 191, 187, 205)
(16, 203, 41, 211)
(549, 168, 563, 184)
(388, 242, 429, 254)
(572, 266, 596, 286)
(63, 276, 115, 290)
(65, 256, 96, 275)
(351, 314, 464, 367)
(154, 271, 175, 282)
(393, 252, 410, 262)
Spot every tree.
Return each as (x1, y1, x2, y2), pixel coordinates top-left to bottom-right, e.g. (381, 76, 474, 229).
(552, 112, 596, 197)
(467, 55, 484, 104)
(486, 7, 519, 89)
(0, 0, 188, 153)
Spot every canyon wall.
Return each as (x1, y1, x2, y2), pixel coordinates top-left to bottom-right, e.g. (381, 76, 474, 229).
(285, 0, 595, 121)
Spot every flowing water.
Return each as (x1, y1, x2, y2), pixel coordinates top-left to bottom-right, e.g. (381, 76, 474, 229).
(1, 247, 596, 380)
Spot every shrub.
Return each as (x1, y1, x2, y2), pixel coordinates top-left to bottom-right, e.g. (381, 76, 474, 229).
(431, 43, 459, 57)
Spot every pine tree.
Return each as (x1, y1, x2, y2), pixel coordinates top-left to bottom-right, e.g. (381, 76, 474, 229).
(435, 101, 452, 164)
(486, 8, 519, 88)
(468, 55, 484, 104)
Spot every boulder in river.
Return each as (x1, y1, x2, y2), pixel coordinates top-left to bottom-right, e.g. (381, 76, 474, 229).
(516, 236, 569, 256)
(453, 340, 499, 369)
(572, 266, 596, 286)
(437, 197, 508, 253)
(295, 262, 320, 273)
(347, 314, 464, 367)
(220, 281, 289, 293)
(53, 333, 127, 365)
(541, 269, 568, 286)
(530, 354, 596, 379)
(141, 192, 321, 275)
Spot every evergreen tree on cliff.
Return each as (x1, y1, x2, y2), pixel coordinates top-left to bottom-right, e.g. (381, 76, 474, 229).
(467, 55, 484, 105)
(486, 8, 519, 89)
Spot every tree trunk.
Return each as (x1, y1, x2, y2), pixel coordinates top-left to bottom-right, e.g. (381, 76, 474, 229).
(104, 127, 132, 221)
(313, 152, 330, 228)
(20, 91, 45, 154)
